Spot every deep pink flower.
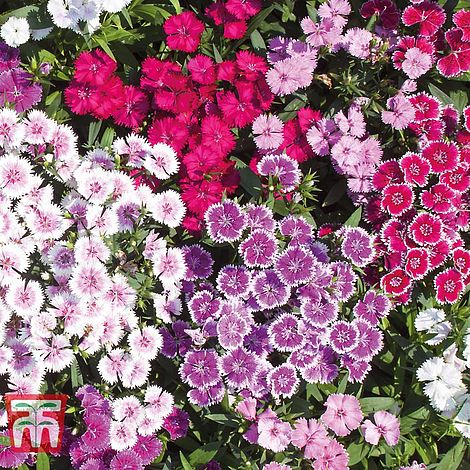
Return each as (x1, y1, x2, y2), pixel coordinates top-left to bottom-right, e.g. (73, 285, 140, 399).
(322, 394, 363, 437)
(410, 213, 442, 245)
(409, 93, 441, 121)
(360, 0, 400, 29)
(164, 11, 204, 53)
(381, 183, 414, 216)
(112, 86, 149, 129)
(454, 9, 470, 41)
(404, 248, 430, 279)
(453, 247, 470, 275)
(400, 153, 431, 186)
(74, 49, 117, 86)
(437, 28, 470, 77)
(421, 183, 455, 213)
(381, 268, 411, 296)
(402, 1, 446, 36)
(434, 268, 464, 303)
(421, 141, 459, 173)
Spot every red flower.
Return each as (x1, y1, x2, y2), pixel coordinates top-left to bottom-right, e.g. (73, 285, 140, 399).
(381, 183, 414, 216)
(440, 163, 470, 193)
(74, 49, 116, 86)
(217, 60, 239, 82)
(402, 1, 446, 37)
(409, 93, 441, 121)
(381, 268, 411, 296)
(112, 85, 149, 128)
(409, 213, 442, 245)
(141, 58, 180, 92)
(421, 141, 459, 173)
(437, 28, 470, 77)
(187, 55, 216, 85)
(94, 76, 125, 120)
(182, 145, 224, 180)
(453, 9, 470, 42)
(236, 50, 268, 81)
(400, 152, 431, 186)
(372, 161, 404, 190)
(381, 219, 411, 252)
(361, 0, 400, 29)
(224, 20, 248, 39)
(225, 0, 262, 20)
(279, 118, 314, 163)
(453, 247, 470, 275)
(434, 268, 464, 303)
(404, 248, 430, 279)
(64, 81, 100, 115)
(420, 183, 455, 213)
(164, 11, 205, 53)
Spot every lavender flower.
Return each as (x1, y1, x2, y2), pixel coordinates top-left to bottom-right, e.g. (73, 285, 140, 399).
(205, 200, 246, 243)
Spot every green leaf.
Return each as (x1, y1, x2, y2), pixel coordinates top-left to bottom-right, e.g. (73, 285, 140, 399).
(88, 121, 102, 146)
(204, 413, 239, 428)
(70, 358, 83, 389)
(189, 442, 221, 466)
(449, 90, 468, 114)
(101, 128, 116, 148)
(169, 0, 182, 14)
(347, 442, 370, 466)
(212, 44, 223, 63)
(0, 6, 39, 25)
(0, 435, 10, 446)
(428, 83, 452, 106)
(322, 179, 347, 207)
(359, 397, 396, 413)
(179, 451, 194, 470)
(344, 206, 362, 227)
(239, 167, 261, 198)
(436, 439, 465, 470)
(94, 37, 115, 60)
(250, 29, 266, 51)
(36, 452, 50, 470)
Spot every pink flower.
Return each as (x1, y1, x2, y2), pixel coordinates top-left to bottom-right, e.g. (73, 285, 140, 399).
(381, 268, 411, 296)
(252, 114, 284, 150)
(236, 397, 257, 421)
(361, 411, 400, 446)
(321, 393, 362, 436)
(421, 141, 459, 173)
(257, 415, 292, 452)
(381, 95, 415, 130)
(409, 213, 442, 245)
(434, 268, 464, 303)
(291, 418, 329, 459)
(400, 153, 431, 186)
(402, 1, 445, 36)
(313, 438, 349, 470)
(405, 248, 430, 279)
(164, 11, 205, 53)
(437, 28, 470, 77)
(401, 47, 433, 79)
(381, 184, 414, 216)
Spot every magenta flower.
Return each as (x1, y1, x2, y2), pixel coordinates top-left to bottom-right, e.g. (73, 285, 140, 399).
(341, 355, 371, 383)
(258, 153, 302, 191)
(216, 265, 252, 299)
(409, 213, 442, 245)
(110, 450, 143, 470)
(381, 184, 415, 217)
(328, 320, 360, 354)
(239, 229, 278, 267)
(205, 200, 246, 243)
(341, 227, 376, 267)
(162, 407, 190, 440)
(362, 411, 400, 446)
(400, 152, 431, 186)
(322, 393, 363, 436)
(179, 349, 221, 388)
(274, 245, 316, 286)
(434, 268, 464, 304)
(220, 347, 259, 389)
(252, 269, 291, 309)
(268, 313, 304, 352)
(291, 418, 330, 459)
(301, 294, 339, 326)
(279, 215, 312, 242)
(244, 204, 277, 231)
(268, 364, 299, 398)
(300, 346, 339, 384)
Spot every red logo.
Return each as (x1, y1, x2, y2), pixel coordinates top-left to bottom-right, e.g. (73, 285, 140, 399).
(5, 394, 67, 453)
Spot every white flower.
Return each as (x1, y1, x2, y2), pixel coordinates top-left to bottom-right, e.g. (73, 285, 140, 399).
(417, 357, 465, 411)
(144, 143, 179, 179)
(415, 308, 451, 345)
(100, 0, 132, 13)
(147, 190, 186, 228)
(0, 17, 30, 47)
(152, 247, 187, 288)
(463, 328, 470, 367)
(454, 396, 470, 438)
(443, 344, 467, 372)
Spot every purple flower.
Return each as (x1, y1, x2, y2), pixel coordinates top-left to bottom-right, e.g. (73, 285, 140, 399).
(79, 458, 107, 470)
(244, 204, 276, 232)
(257, 153, 301, 191)
(0, 42, 20, 72)
(243, 324, 273, 357)
(331, 261, 357, 301)
(274, 245, 316, 286)
(300, 294, 339, 326)
(268, 313, 304, 352)
(162, 407, 190, 440)
(180, 349, 221, 388)
(82, 414, 111, 450)
(188, 380, 225, 407)
(183, 244, 213, 280)
(205, 200, 246, 243)
(216, 265, 252, 299)
(0, 68, 42, 112)
(220, 347, 259, 389)
(353, 291, 392, 325)
(188, 290, 221, 325)
(349, 320, 383, 360)
(288, 345, 317, 369)
(252, 269, 291, 309)
(217, 312, 251, 350)
(160, 320, 192, 358)
(131, 435, 162, 465)
(0, 431, 29, 469)
(267, 364, 299, 398)
(110, 450, 143, 469)
(279, 215, 312, 242)
(300, 346, 339, 384)
(329, 320, 360, 354)
(239, 229, 278, 267)
(341, 355, 371, 383)
(341, 227, 376, 267)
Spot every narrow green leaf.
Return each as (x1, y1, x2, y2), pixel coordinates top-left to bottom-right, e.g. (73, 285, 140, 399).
(36, 452, 50, 470)
(428, 83, 452, 106)
(344, 206, 362, 227)
(250, 29, 266, 51)
(347, 442, 370, 466)
(189, 442, 221, 466)
(212, 44, 223, 63)
(88, 121, 102, 146)
(436, 439, 465, 470)
(169, 0, 182, 14)
(239, 167, 261, 198)
(359, 397, 396, 413)
(94, 37, 115, 60)
(70, 358, 83, 389)
(179, 451, 194, 470)
(322, 179, 347, 207)
(101, 128, 116, 148)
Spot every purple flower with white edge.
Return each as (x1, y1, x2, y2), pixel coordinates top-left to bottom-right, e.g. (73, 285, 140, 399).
(244, 324, 273, 358)
(244, 204, 276, 232)
(300, 294, 339, 326)
(341, 355, 372, 383)
(329, 320, 360, 354)
(217, 313, 251, 350)
(205, 200, 246, 243)
(239, 229, 278, 267)
(353, 291, 392, 325)
(279, 215, 313, 242)
(183, 245, 213, 280)
(331, 261, 357, 301)
(300, 346, 339, 384)
(188, 290, 221, 325)
(349, 320, 383, 360)
(179, 349, 221, 389)
(216, 265, 252, 299)
(252, 269, 291, 309)
(252, 114, 284, 150)
(267, 364, 299, 399)
(268, 313, 304, 352)
(220, 347, 259, 389)
(274, 245, 316, 286)
(288, 345, 317, 370)
(341, 227, 376, 267)
(257, 153, 301, 191)
(188, 381, 225, 407)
